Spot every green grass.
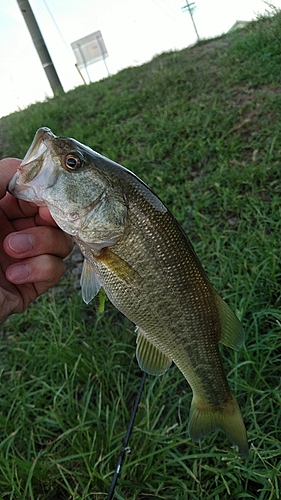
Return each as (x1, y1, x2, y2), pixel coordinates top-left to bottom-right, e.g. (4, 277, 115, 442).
(0, 8, 280, 500)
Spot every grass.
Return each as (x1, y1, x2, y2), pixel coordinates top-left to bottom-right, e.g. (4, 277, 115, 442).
(0, 7, 280, 500)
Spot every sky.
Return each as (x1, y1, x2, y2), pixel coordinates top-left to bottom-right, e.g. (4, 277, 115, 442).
(0, 0, 280, 118)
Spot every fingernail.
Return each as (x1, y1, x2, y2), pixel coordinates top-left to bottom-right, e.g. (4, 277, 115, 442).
(7, 264, 29, 282)
(8, 233, 33, 254)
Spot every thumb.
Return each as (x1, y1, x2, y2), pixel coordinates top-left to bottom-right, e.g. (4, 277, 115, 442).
(0, 158, 21, 199)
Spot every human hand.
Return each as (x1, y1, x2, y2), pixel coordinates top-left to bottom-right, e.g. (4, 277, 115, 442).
(0, 158, 73, 324)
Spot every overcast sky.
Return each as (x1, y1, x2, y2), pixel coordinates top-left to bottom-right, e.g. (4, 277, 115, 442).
(0, 0, 279, 118)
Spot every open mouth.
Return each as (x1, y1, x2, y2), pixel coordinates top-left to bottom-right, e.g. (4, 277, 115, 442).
(8, 127, 58, 199)
(20, 127, 56, 167)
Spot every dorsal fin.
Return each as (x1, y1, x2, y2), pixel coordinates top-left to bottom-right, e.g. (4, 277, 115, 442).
(216, 294, 245, 350)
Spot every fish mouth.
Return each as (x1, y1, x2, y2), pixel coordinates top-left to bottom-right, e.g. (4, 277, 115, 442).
(8, 127, 58, 201)
(20, 127, 56, 167)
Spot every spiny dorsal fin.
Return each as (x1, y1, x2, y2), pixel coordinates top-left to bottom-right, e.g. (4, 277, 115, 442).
(136, 327, 173, 376)
(80, 259, 101, 304)
(216, 293, 245, 350)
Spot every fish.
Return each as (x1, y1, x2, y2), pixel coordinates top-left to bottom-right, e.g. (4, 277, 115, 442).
(8, 127, 248, 458)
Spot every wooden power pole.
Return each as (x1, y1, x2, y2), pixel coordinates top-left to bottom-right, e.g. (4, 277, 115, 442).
(181, 1, 200, 41)
(16, 0, 64, 95)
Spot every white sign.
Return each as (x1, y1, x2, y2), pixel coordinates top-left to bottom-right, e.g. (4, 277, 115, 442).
(71, 31, 108, 71)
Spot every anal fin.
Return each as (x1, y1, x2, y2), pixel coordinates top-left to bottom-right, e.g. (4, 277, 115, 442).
(136, 327, 172, 376)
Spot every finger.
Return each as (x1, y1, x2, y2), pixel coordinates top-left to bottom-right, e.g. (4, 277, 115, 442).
(10, 208, 58, 231)
(0, 158, 21, 199)
(37, 206, 58, 227)
(0, 158, 41, 220)
(0, 190, 39, 220)
(4, 226, 73, 260)
(6, 254, 66, 286)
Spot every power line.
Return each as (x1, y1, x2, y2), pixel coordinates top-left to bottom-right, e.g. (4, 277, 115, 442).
(41, 0, 73, 56)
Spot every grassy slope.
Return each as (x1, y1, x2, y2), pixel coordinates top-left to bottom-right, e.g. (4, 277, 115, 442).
(0, 10, 280, 500)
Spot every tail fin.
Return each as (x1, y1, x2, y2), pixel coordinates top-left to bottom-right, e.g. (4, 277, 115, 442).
(188, 395, 248, 458)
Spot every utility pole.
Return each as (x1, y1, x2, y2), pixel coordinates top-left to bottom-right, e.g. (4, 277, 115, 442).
(181, 1, 200, 41)
(16, 0, 64, 95)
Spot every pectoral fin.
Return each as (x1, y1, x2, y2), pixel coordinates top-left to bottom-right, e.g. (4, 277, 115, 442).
(96, 247, 141, 286)
(80, 259, 101, 304)
(136, 327, 173, 376)
(216, 294, 245, 350)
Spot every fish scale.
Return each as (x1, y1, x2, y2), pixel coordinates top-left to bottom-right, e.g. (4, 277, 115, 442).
(8, 127, 249, 458)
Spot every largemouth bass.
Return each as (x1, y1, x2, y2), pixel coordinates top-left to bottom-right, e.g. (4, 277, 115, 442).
(8, 127, 248, 457)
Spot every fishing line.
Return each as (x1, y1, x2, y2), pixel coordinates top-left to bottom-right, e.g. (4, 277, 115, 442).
(106, 372, 147, 500)
(106, 147, 212, 499)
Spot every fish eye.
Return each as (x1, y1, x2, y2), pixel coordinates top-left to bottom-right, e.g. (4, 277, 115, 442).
(65, 154, 83, 171)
